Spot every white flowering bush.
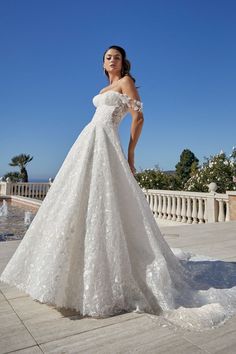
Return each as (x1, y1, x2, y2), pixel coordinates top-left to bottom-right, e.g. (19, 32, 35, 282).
(184, 148, 236, 193)
(135, 168, 177, 190)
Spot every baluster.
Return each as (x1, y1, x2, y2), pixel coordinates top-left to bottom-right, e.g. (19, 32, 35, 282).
(203, 198, 208, 223)
(39, 184, 43, 200)
(181, 196, 187, 223)
(28, 183, 31, 198)
(153, 194, 158, 218)
(218, 199, 225, 222)
(171, 196, 177, 221)
(167, 195, 172, 220)
(186, 197, 192, 224)
(176, 196, 181, 222)
(43, 184, 46, 199)
(192, 197, 198, 223)
(198, 198, 204, 223)
(162, 195, 167, 219)
(225, 200, 230, 221)
(157, 195, 163, 218)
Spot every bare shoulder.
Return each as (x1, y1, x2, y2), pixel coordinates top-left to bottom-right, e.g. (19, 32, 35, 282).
(120, 75, 140, 100)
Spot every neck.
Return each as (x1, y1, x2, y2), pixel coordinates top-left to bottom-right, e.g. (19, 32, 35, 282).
(108, 73, 121, 85)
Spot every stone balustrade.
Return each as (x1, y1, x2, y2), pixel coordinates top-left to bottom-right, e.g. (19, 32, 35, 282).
(0, 180, 52, 200)
(142, 188, 230, 224)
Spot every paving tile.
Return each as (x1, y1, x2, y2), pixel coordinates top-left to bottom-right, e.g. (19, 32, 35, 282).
(40, 315, 206, 354)
(0, 282, 28, 300)
(0, 311, 22, 330)
(162, 222, 236, 262)
(0, 299, 37, 354)
(0, 241, 20, 273)
(0, 298, 15, 317)
(7, 346, 43, 353)
(0, 291, 5, 302)
(8, 296, 64, 322)
(24, 311, 143, 344)
(0, 321, 36, 354)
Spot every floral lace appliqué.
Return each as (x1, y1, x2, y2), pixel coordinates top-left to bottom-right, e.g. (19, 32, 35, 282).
(120, 94, 143, 112)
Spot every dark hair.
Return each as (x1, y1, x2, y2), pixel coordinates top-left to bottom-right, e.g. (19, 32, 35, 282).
(103, 45, 136, 83)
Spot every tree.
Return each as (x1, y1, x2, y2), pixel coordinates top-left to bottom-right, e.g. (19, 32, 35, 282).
(184, 149, 236, 193)
(9, 154, 33, 182)
(3, 172, 21, 182)
(175, 149, 199, 188)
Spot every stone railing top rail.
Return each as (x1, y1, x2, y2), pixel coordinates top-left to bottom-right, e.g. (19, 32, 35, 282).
(10, 182, 51, 185)
(144, 189, 228, 199)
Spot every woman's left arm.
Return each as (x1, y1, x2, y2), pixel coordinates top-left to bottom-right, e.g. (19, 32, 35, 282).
(121, 76, 144, 175)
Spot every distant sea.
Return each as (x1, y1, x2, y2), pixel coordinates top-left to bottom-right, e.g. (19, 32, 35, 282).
(29, 178, 53, 183)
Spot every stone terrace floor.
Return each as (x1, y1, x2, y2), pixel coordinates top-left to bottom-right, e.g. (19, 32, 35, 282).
(0, 221, 236, 354)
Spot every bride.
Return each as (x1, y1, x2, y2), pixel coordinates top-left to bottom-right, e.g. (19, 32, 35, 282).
(1, 45, 236, 329)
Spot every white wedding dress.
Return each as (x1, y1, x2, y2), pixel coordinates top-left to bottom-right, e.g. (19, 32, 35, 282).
(1, 91, 236, 329)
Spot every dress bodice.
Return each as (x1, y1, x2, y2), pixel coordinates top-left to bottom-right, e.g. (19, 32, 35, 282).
(92, 91, 143, 127)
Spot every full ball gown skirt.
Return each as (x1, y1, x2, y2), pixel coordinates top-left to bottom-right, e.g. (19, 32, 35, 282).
(1, 91, 236, 329)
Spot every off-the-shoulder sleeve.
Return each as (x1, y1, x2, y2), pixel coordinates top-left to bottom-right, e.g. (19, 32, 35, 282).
(121, 94, 143, 112)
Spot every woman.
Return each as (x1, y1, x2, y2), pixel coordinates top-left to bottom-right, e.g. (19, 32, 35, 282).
(1, 46, 236, 329)
(101, 46, 144, 176)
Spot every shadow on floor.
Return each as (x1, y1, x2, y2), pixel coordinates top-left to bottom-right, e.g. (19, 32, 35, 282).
(180, 259, 236, 290)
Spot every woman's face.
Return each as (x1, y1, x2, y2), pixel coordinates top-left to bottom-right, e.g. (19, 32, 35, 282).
(103, 48, 123, 77)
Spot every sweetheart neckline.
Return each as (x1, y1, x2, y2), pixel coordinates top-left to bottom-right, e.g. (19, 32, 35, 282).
(94, 91, 143, 111)
(98, 90, 126, 97)
(97, 91, 143, 104)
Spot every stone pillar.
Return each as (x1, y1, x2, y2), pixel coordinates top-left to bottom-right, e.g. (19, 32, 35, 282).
(226, 191, 236, 221)
(206, 193, 218, 222)
(0, 181, 11, 195)
(206, 182, 218, 223)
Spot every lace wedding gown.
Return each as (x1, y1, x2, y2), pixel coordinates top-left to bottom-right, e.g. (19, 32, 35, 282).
(1, 91, 236, 329)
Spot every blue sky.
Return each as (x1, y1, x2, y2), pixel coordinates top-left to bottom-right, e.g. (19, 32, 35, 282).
(1, 0, 236, 180)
